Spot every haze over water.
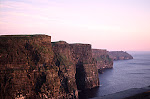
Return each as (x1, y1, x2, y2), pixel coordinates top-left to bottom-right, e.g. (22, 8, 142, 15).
(79, 51, 150, 99)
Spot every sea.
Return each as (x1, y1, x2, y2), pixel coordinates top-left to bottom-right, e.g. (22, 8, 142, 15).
(79, 51, 150, 99)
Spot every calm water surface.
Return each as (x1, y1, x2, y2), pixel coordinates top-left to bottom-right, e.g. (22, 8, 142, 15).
(79, 51, 150, 99)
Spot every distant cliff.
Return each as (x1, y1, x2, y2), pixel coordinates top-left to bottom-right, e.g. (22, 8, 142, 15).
(0, 35, 99, 99)
(92, 49, 113, 73)
(108, 51, 133, 60)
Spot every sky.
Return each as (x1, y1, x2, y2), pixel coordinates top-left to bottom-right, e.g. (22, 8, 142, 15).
(0, 0, 150, 51)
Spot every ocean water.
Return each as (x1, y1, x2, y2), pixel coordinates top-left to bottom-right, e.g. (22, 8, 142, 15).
(79, 51, 150, 99)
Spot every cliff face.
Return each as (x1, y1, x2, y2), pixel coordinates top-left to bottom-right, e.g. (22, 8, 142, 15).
(52, 41, 78, 98)
(108, 51, 133, 61)
(0, 35, 100, 99)
(52, 42, 100, 90)
(92, 49, 113, 73)
(0, 35, 77, 99)
(70, 44, 99, 90)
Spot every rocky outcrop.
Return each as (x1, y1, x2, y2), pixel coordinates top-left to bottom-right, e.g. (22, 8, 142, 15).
(70, 44, 99, 90)
(92, 49, 113, 73)
(0, 35, 99, 99)
(108, 51, 133, 61)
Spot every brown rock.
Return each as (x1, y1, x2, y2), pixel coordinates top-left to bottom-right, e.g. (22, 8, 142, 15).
(52, 41, 78, 98)
(0, 35, 100, 99)
(92, 49, 113, 73)
(70, 44, 100, 90)
(0, 35, 77, 99)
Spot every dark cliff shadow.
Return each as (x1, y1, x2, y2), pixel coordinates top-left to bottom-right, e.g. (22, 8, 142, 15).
(75, 61, 86, 90)
(78, 87, 99, 99)
(35, 72, 46, 94)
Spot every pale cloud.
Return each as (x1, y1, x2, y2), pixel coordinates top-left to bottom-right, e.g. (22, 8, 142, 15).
(1, 1, 32, 9)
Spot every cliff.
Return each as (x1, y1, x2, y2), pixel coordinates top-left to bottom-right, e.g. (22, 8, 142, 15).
(52, 41, 78, 98)
(0, 35, 99, 99)
(52, 42, 100, 90)
(0, 35, 77, 98)
(92, 49, 113, 73)
(108, 51, 133, 61)
(70, 44, 99, 90)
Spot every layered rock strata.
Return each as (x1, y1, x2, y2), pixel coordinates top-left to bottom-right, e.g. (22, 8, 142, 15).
(70, 44, 100, 90)
(108, 51, 133, 61)
(52, 41, 100, 90)
(52, 41, 78, 98)
(0, 35, 100, 99)
(0, 35, 77, 99)
(92, 49, 113, 73)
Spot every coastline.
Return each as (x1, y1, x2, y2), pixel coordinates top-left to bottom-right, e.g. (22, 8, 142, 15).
(91, 86, 150, 99)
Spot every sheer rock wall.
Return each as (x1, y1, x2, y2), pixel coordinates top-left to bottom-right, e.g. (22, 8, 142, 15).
(0, 35, 77, 99)
(0, 35, 100, 99)
(70, 44, 100, 90)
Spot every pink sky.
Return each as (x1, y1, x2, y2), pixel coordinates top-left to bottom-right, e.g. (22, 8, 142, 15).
(0, 0, 150, 51)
